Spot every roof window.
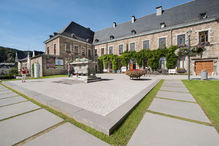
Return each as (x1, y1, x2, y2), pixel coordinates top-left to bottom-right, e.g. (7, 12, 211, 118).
(160, 22, 166, 28)
(200, 12, 207, 19)
(131, 30, 136, 35)
(110, 35, 115, 40)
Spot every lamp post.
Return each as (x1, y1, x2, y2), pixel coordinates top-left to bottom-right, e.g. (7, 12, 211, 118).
(186, 30, 192, 80)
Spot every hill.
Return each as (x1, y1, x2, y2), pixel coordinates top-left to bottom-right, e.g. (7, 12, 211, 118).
(0, 46, 44, 63)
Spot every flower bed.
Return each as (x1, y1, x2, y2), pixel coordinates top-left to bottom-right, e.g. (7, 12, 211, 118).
(125, 69, 146, 79)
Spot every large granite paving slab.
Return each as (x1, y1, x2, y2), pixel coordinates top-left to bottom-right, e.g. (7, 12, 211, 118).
(0, 109, 63, 146)
(162, 82, 185, 88)
(0, 101, 40, 120)
(0, 95, 27, 107)
(156, 91, 196, 102)
(128, 113, 219, 146)
(157, 90, 194, 99)
(0, 92, 17, 99)
(149, 98, 210, 123)
(23, 122, 110, 146)
(0, 89, 13, 94)
(160, 86, 189, 93)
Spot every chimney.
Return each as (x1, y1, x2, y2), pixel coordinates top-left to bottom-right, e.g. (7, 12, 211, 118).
(156, 6, 163, 16)
(33, 50, 35, 57)
(131, 16, 135, 23)
(113, 22, 117, 28)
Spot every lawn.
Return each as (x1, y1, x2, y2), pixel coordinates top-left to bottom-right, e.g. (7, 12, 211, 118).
(183, 80, 219, 132)
(1, 80, 163, 145)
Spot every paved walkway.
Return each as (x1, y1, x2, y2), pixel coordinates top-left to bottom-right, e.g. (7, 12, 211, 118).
(0, 84, 109, 146)
(128, 79, 219, 146)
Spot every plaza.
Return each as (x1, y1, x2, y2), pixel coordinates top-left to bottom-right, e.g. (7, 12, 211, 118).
(3, 74, 159, 134)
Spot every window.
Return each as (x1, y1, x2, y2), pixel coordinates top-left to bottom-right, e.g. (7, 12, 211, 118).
(200, 12, 207, 19)
(143, 40, 149, 49)
(130, 43, 135, 51)
(131, 30, 136, 35)
(95, 49, 97, 56)
(160, 57, 166, 69)
(199, 31, 208, 44)
(159, 37, 166, 49)
(47, 47, 49, 54)
(65, 43, 70, 52)
(101, 48, 104, 56)
(160, 22, 166, 28)
(88, 49, 91, 57)
(110, 35, 114, 40)
(95, 39, 99, 43)
(119, 44, 123, 55)
(109, 46, 114, 54)
(54, 44, 56, 55)
(177, 34, 185, 47)
(81, 47, 86, 56)
(74, 45, 79, 54)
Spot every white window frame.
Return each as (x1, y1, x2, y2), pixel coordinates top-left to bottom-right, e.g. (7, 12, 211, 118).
(108, 45, 114, 54)
(142, 39, 150, 50)
(129, 42, 136, 52)
(118, 43, 124, 55)
(195, 29, 211, 45)
(157, 36, 167, 48)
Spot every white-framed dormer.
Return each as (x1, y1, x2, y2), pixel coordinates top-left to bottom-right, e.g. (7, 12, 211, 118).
(129, 41, 136, 52)
(157, 36, 168, 49)
(142, 39, 150, 50)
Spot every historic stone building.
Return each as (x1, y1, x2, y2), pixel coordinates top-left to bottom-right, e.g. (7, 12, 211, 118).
(45, 0, 219, 76)
(44, 22, 95, 63)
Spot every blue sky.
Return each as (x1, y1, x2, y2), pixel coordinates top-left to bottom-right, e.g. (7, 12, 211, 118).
(0, 0, 191, 52)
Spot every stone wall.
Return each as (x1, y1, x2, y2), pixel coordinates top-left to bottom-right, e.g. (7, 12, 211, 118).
(95, 21, 219, 75)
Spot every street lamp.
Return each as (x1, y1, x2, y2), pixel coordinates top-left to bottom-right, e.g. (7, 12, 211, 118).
(186, 30, 192, 80)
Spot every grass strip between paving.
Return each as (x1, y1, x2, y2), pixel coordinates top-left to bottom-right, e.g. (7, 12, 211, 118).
(0, 80, 163, 145)
(182, 80, 219, 133)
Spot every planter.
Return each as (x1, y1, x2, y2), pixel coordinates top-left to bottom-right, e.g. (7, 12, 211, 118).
(125, 69, 146, 79)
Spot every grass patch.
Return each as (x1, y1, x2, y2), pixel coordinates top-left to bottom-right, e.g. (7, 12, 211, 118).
(1, 80, 163, 145)
(183, 80, 219, 132)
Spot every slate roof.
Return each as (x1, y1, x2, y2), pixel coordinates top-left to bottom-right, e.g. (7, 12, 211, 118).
(93, 0, 219, 44)
(58, 21, 94, 44)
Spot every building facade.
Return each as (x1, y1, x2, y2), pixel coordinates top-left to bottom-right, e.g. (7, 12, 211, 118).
(44, 0, 219, 76)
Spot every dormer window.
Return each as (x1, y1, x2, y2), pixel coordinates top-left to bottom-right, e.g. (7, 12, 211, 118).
(95, 39, 99, 43)
(200, 12, 207, 19)
(110, 35, 114, 40)
(71, 33, 75, 38)
(131, 30, 136, 35)
(160, 22, 166, 28)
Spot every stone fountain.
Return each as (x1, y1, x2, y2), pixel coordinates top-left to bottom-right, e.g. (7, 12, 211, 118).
(70, 58, 101, 83)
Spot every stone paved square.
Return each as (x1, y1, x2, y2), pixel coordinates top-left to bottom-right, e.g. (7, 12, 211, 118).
(5, 74, 157, 116)
(0, 92, 17, 99)
(128, 113, 219, 146)
(0, 101, 39, 120)
(0, 109, 63, 146)
(23, 122, 110, 146)
(0, 95, 27, 107)
(149, 98, 210, 123)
